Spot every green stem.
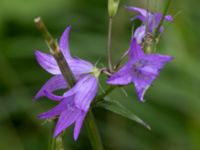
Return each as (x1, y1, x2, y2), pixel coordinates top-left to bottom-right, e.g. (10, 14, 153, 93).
(55, 136, 64, 150)
(114, 50, 128, 70)
(35, 17, 104, 150)
(96, 86, 116, 102)
(85, 111, 104, 150)
(145, 0, 149, 35)
(107, 17, 113, 72)
(154, 0, 172, 40)
(49, 121, 56, 150)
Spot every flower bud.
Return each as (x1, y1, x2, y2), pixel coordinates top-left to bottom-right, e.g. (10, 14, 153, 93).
(108, 0, 120, 17)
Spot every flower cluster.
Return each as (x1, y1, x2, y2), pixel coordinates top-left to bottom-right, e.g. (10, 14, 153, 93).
(35, 26, 100, 140)
(35, 6, 173, 141)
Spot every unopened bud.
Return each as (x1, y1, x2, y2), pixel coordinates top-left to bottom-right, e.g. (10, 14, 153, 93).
(108, 0, 120, 17)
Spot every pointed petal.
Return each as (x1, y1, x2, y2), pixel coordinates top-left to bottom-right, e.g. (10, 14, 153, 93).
(144, 54, 173, 70)
(68, 59, 93, 78)
(35, 50, 60, 75)
(132, 73, 156, 102)
(73, 75, 98, 112)
(38, 97, 73, 119)
(107, 64, 132, 85)
(74, 112, 86, 141)
(54, 105, 81, 137)
(35, 50, 93, 79)
(132, 54, 173, 101)
(34, 75, 67, 100)
(129, 38, 145, 61)
(126, 6, 148, 18)
(59, 26, 72, 59)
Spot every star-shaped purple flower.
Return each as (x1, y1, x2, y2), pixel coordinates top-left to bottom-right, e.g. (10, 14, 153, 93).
(34, 26, 99, 140)
(127, 6, 173, 44)
(107, 38, 173, 101)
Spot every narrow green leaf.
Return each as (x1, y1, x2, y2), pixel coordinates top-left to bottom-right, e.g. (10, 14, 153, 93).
(97, 99, 151, 130)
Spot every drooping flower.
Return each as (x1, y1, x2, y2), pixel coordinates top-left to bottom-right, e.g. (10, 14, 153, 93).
(38, 74, 99, 140)
(34, 26, 100, 140)
(107, 38, 173, 101)
(126, 6, 173, 44)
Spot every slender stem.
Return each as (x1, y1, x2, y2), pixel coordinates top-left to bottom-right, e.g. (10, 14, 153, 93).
(145, 0, 149, 35)
(49, 121, 56, 150)
(92, 86, 116, 107)
(154, 0, 172, 39)
(35, 17, 104, 150)
(96, 86, 116, 101)
(85, 111, 104, 150)
(107, 17, 113, 72)
(114, 50, 128, 70)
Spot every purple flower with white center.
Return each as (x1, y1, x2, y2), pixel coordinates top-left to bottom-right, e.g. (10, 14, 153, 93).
(126, 6, 173, 44)
(107, 38, 173, 101)
(34, 26, 100, 140)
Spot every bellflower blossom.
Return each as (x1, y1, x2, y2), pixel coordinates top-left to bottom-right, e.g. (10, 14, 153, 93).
(107, 38, 173, 101)
(127, 6, 173, 44)
(34, 26, 100, 140)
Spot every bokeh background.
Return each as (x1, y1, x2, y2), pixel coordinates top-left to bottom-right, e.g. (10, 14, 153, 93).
(0, 0, 200, 149)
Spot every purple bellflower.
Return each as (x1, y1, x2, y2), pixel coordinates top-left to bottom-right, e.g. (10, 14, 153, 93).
(107, 38, 173, 102)
(34, 26, 100, 140)
(126, 6, 173, 44)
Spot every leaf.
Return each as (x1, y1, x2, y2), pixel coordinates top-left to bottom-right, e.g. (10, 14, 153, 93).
(96, 99, 151, 130)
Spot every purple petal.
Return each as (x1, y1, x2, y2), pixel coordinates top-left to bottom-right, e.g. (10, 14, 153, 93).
(73, 75, 98, 112)
(129, 38, 145, 61)
(165, 15, 173, 22)
(35, 50, 93, 79)
(74, 111, 86, 141)
(144, 54, 173, 70)
(68, 59, 94, 78)
(134, 25, 146, 44)
(126, 6, 149, 19)
(107, 64, 132, 85)
(54, 105, 81, 137)
(34, 75, 67, 100)
(43, 90, 64, 101)
(132, 54, 173, 101)
(35, 50, 60, 75)
(132, 73, 155, 102)
(38, 96, 73, 119)
(152, 13, 173, 32)
(59, 26, 72, 59)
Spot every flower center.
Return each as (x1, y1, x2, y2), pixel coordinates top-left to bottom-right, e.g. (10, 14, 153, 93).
(131, 59, 147, 75)
(91, 67, 101, 78)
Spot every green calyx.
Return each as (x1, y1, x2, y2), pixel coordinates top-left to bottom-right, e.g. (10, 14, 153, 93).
(91, 67, 101, 78)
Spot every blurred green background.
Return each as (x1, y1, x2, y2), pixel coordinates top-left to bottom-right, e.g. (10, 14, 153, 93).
(0, 0, 200, 149)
